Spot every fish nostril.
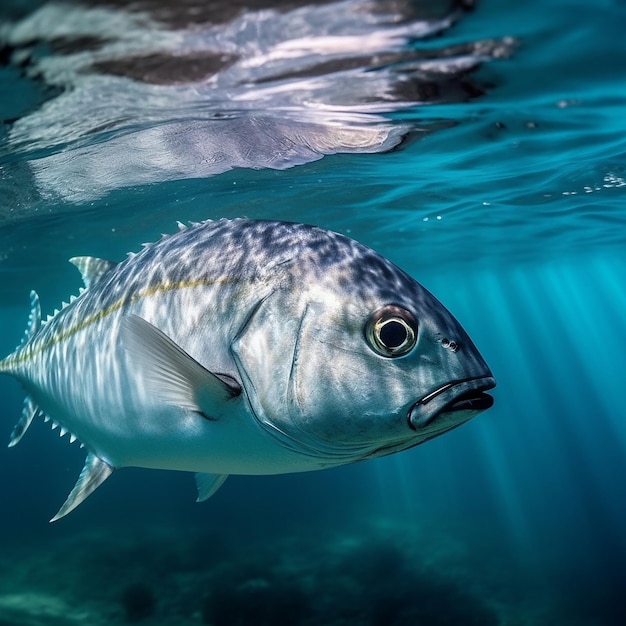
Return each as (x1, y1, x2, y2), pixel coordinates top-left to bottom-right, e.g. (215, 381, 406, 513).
(441, 337, 460, 352)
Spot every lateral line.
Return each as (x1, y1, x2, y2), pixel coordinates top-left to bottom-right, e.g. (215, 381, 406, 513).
(7, 277, 240, 368)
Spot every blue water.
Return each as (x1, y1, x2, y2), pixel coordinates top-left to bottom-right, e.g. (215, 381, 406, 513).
(1, 0, 625, 624)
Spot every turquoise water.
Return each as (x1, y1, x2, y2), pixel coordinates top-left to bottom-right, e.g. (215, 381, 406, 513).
(1, 0, 625, 624)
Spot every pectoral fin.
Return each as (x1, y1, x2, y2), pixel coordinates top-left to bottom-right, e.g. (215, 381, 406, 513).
(50, 453, 114, 522)
(120, 315, 241, 420)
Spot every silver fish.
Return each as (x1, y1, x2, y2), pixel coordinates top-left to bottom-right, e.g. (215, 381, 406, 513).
(0, 219, 495, 521)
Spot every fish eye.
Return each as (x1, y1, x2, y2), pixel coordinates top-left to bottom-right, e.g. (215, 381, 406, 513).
(365, 305, 418, 358)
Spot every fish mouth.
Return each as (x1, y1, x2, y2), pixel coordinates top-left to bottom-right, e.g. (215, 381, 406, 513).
(408, 376, 496, 431)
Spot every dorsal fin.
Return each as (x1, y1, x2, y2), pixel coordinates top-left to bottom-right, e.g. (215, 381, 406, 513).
(49, 453, 114, 522)
(69, 256, 117, 289)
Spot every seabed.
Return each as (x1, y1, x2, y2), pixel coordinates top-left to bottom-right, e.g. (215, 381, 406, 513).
(0, 518, 563, 626)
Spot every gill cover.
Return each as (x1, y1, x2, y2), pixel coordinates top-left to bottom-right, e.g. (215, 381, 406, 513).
(232, 287, 419, 455)
(232, 289, 305, 434)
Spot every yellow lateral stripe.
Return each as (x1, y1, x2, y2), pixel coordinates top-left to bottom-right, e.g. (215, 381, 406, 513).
(7, 277, 238, 368)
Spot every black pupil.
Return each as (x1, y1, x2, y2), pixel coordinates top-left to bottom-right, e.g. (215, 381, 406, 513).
(380, 319, 408, 349)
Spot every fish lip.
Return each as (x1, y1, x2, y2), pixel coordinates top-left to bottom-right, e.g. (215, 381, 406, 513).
(407, 376, 496, 431)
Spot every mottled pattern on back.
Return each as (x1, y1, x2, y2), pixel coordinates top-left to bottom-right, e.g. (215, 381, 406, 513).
(3, 219, 437, 370)
(57, 219, 422, 328)
(107, 218, 416, 298)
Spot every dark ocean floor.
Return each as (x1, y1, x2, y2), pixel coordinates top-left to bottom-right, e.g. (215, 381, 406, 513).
(0, 517, 567, 626)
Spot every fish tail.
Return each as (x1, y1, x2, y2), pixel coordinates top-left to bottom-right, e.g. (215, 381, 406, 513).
(23, 289, 42, 347)
(1, 291, 43, 446)
(0, 290, 41, 373)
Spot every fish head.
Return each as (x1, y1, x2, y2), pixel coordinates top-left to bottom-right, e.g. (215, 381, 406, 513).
(232, 229, 495, 463)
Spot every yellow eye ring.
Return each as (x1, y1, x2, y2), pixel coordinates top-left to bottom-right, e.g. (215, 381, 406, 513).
(365, 305, 418, 357)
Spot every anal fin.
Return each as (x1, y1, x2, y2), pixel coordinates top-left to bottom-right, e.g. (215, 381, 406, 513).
(195, 472, 228, 502)
(50, 453, 114, 522)
(8, 396, 40, 447)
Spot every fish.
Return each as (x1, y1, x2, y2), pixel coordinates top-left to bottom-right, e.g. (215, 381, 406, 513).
(0, 219, 495, 521)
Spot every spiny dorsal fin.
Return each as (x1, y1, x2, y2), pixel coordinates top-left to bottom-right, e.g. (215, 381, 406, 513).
(8, 396, 40, 447)
(120, 315, 241, 420)
(69, 256, 117, 289)
(195, 473, 229, 502)
(50, 452, 114, 522)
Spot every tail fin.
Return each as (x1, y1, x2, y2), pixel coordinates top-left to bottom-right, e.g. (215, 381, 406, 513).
(23, 290, 42, 346)
(8, 396, 41, 447)
(0, 290, 41, 375)
(2, 291, 43, 446)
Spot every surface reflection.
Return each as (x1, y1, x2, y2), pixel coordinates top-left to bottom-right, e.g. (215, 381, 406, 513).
(1, 0, 513, 201)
